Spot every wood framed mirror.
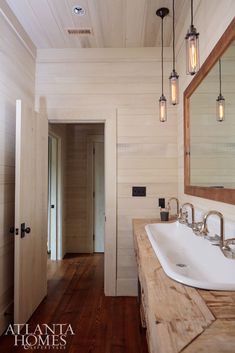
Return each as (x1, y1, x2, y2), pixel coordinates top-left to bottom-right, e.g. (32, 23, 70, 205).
(184, 17, 235, 205)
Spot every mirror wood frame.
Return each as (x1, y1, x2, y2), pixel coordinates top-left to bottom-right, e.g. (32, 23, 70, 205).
(184, 17, 235, 205)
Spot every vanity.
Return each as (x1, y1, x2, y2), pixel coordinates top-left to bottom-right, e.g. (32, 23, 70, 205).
(133, 218, 235, 353)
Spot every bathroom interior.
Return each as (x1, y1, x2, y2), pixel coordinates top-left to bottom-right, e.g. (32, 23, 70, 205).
(0, 0, 235, 352)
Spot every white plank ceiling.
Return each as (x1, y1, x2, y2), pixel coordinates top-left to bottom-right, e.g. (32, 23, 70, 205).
(6, 0, 189, 48)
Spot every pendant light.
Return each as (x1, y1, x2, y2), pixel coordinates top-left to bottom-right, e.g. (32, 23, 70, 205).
(156, 7, 169, 122)
(169, 0, 179, 105)
(185, 0, 200, 75)
(216, 59, 225, 122)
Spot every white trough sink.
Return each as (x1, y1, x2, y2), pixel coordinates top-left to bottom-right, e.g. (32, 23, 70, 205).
(145, 222, 235, 290)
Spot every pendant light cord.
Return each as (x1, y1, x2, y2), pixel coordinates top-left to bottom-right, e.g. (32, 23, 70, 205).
(219, 59, 222, 95)
(161, 16, 164, 95)
(173, 0, 175, 71)
(191, 0, 193, 26)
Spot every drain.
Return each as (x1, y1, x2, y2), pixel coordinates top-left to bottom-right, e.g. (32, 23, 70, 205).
(176, 263, 187, 268)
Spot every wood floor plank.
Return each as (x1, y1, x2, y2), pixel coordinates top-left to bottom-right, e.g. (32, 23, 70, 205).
(0, 254, 148, 353)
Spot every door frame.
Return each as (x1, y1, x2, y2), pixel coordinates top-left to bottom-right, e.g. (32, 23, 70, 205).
(87, 135, 105, 253)
(48, 132, 63, 260)
(49, 109, 117, 296)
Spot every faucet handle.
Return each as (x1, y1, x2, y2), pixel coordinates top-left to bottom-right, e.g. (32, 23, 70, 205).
(183, 210, 188, 221)
(221, 238, 235, 258)
(178, 209, 188, 224)
(223, 238, 235, 251)
(192, 221, 203, 235)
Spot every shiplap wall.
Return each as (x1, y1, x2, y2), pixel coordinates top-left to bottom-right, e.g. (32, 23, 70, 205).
(36, 47, 178, 295)
(0, 1, 36, 334)
(176, 1, 235, 219)
(65, 124, 104, 253)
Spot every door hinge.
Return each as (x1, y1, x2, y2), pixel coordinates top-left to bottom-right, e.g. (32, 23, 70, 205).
(93, 233, 95, 240)
(93, 191, 95, 198)
(93, 147, 95, 155)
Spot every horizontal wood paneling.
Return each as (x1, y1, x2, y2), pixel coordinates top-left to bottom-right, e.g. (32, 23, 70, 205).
(36, 47, 178, 295)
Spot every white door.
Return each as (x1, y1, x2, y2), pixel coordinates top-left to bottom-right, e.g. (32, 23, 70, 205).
(94, 142, 105, 252)
(14, 100, 48, 324)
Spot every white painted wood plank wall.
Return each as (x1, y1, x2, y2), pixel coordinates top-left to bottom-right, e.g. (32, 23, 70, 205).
(36, 47, 178, 295)
(0, 0, 36, 334)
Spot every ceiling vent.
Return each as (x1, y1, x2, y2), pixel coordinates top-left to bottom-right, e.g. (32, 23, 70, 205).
(67, 28, 93, 35)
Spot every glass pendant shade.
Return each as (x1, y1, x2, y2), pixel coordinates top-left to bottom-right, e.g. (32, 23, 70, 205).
(186, 25, 200, 75)
(169, 70, 179, 105)
(216, 94, 225, 122)
(159, 95, 167, 122)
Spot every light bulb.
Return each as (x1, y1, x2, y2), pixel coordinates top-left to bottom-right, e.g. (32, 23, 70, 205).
(169, 71, 179, 105)
(216, 95, 225, 122)
(185, 26, 200, 75)
(159, 95, 167, 122)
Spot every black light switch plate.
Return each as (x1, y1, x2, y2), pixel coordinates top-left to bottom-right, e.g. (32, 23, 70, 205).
(132, 186, 146, 197)
(158, 198, 165, 208)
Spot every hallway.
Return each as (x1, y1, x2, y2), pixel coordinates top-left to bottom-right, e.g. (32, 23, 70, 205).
(0, 254, 148, 353)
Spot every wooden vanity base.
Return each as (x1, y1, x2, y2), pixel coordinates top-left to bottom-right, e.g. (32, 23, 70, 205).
(133, 219, 235, 353)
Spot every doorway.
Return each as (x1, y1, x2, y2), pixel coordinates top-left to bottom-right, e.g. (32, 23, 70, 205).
(49, 112, 117, 297)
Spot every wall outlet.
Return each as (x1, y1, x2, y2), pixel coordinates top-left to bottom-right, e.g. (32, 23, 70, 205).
(132, 186, 146, 197)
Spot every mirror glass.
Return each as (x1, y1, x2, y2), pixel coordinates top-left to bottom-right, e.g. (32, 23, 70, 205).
(189, 41, 235, 188)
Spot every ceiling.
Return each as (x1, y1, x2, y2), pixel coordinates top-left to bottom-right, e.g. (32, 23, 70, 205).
(6, 0, 189, 48)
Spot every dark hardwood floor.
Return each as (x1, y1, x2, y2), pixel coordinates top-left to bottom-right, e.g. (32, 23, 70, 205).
(0, 254, 148, 353)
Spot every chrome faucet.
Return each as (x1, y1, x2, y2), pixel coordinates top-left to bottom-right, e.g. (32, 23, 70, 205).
(167, 197, 179, 219)
(179, 202, 195, 227)
(201, 211, 230, 251)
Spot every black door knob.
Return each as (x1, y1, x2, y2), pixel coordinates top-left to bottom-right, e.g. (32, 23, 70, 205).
(21, 223, 31, 238)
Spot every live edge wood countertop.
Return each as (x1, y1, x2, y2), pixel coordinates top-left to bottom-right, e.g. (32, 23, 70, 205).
(133, 219, 235, 353)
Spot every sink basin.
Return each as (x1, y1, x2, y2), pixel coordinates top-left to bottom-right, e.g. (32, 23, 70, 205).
(145, 222, 235, 290)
